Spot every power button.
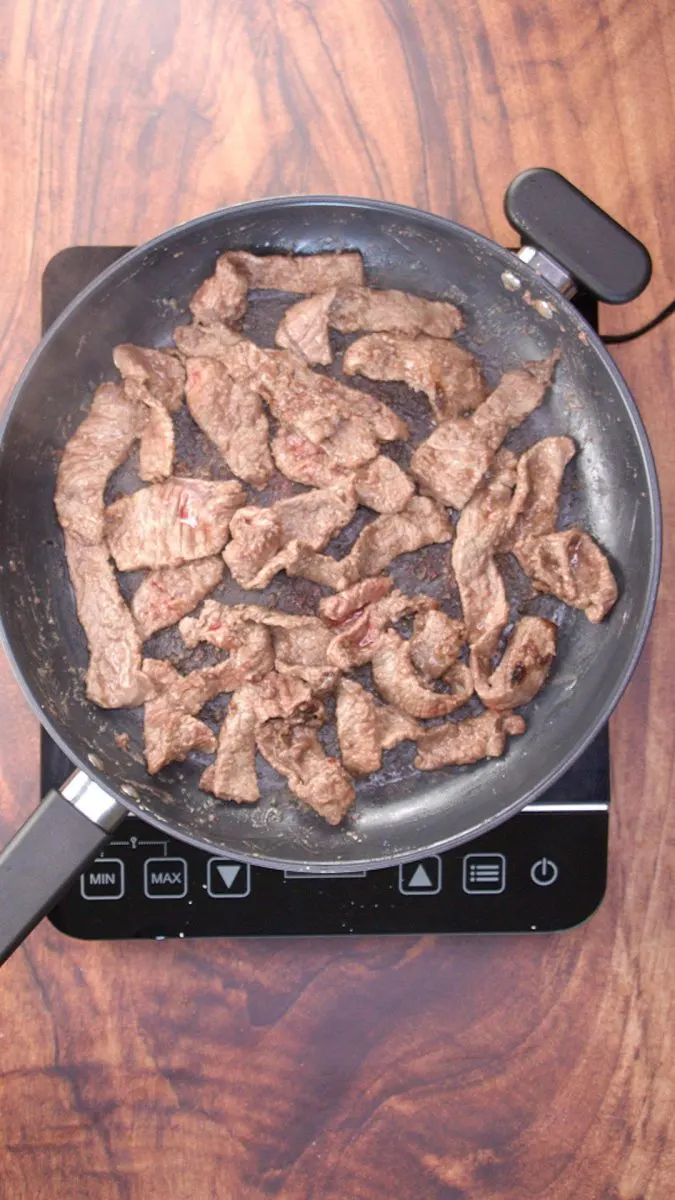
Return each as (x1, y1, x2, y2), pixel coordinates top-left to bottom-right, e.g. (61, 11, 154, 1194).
(530, 857, 559, 887)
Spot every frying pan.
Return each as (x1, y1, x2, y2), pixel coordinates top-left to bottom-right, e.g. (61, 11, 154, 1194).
(0, 169, 661, 965)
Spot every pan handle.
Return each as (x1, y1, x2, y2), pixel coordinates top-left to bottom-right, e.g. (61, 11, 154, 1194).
(0, 770, 126, 966)
(505, 167, 652, 304)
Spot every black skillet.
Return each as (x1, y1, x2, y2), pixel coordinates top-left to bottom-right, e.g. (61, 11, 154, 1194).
(0, 169, 661, 965)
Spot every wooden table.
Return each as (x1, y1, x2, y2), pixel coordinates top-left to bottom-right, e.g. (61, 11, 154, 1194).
(0, 1, 673, 1196)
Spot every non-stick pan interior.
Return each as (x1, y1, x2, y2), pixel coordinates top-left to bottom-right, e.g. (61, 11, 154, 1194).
(0, 199, 660, 869)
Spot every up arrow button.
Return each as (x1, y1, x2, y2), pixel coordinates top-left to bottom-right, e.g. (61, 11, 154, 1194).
(399, 856, 442, 895)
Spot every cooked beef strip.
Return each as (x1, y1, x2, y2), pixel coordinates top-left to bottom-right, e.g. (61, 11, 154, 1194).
(112, 344, 185, 412)
(472, 616, 557, 710)
(283, 542, 352, 591)
(344, 496, 452, 579)
(371, 630, 470, 718)
(185, 357, 273, 489)
(225, 250, 365, 292)
(223, 482, 357, 588)
(501, 436, 576, 550)
(200, 688, 259, 803)
(276, 662, 340, 694)
(272, 428, 413, 513)
(329, 287, 463, 338)
(319, 576, 393, 624)
(189, 254, 249, 326)
(135, 403, 174, 483)
(142, 657, 242, 774)
(181, 599, 333, 669)
(65, 535, 152, 708)
(411, 352, 558, 509)
(275, 289, 336, 365)
(515, 530, 618, 622)
(173, 321, 243, 359)
(256, 719, 355, 825)
(451, 451, 518, 651)
(55, 382, 144, 545)
(336, 678, 422, 776)
(442, 662, 475, 705)
(414, 711, 526, 770)
(131, 557, 225, 640)
(409, 610, 466, 681)
(326, 589, 437, 670)
(343, 333, 485, 421)
(106, 478, 247, 571)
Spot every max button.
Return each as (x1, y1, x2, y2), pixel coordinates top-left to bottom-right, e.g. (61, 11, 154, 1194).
(144, 857, 188, 899)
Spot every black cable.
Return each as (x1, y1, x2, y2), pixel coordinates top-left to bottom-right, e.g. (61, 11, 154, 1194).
(602, 297, 675, 344)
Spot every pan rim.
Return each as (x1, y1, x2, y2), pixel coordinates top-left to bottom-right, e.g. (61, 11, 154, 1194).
(0, 195, 662, 871)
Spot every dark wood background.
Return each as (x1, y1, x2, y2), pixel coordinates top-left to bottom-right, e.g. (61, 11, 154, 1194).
(0, 1, 673, 1196)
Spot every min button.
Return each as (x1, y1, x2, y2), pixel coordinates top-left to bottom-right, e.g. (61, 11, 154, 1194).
(80, 858, 125, 901)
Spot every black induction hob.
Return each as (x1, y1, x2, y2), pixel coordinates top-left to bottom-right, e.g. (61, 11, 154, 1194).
(44, 246, 609, 940)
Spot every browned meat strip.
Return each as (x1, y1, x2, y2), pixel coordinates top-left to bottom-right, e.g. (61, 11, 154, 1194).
(502, 436, 576, 549)
(336, 679, 421, 776)
(371, 630, 469, 719)
(344, 496, 452, 579)
(190, 254, 248, 326)
(223, 482, 357, 589)
(411, 353, 558, 509)
(329, 287, 463, 338)
(451, 452, 518, 651)
(200, 688, 259, 803)
(225, 250, 365, 292)
(173, 322, 243, 359)
(185, 357, 273, 488)
(272, 428, 413, 513)
(472, 616, 557, 710)
(515, 530, 618, 623)
(65, 536, 151, 708)
(113, 345, 185, 412)
(142, 657, 242, 774)
(414, 711, 526, 770)
(55, 383, 144, 545)
(343, 333, 484, 421)
(284, 542, 352, 591)
(106, 478, 246, 571)
(134, 405, 173, 483)
(409, 610, 466, 681)
(131, 557, 225, 640)
(275, 289, 336, 365)
(182, 600, 333, 669)
(319, 577, 393, 624)
(326, 588, 437, 670)
(256, 719, 355, 825)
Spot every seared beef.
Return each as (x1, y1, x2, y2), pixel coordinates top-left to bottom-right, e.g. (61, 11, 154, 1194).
(371, 630, 470, 718)
(223, 482, 357, 589)
(135, 404, 174, 483)
(272, 428, 413, 513)
(515, 530, 618, 622)
(451, 451, 518, 651)
(190, 255, 249, 326)
(55, 383, 144, 545)
(225, 250, 365, 292)
(132, 557, 225, 639)
(343, 332, 484, 421)
(326, 589, 437, 670)
(329, 287, 463, 338)
(336, 678, 421, 775)
(113, 344, 185, 412)
(411, 353, 558, 509)
(275, 289, 336, 365)
(472, 616, 557, 710)
(173, 321, 243, 359)
(409, 610, 466, 681)
(142, 657, 242, 773)
(256, 719, 355, 825)
(106, 478, 246, 570)
(284, 542, 352, 591)
(200, 688, 259, 803)
(185, 357, 273, 489)
(502, 436, 576, 549)
(65, 535, 151, 708)
(319, 577, 393, 624)
(343, 496, 451, 579)
(414, 711, 526, 769)
(181, 599, 333, 672)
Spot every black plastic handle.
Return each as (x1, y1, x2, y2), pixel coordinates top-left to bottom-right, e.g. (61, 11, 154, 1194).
(505, 168, 652, 304)
(0, 788, 114, 965)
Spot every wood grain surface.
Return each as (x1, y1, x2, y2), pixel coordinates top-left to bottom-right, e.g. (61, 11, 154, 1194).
(0, 1, 674, 1196)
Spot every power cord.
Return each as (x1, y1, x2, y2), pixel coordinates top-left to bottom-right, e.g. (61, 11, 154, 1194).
(602, 297, 675, 344)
